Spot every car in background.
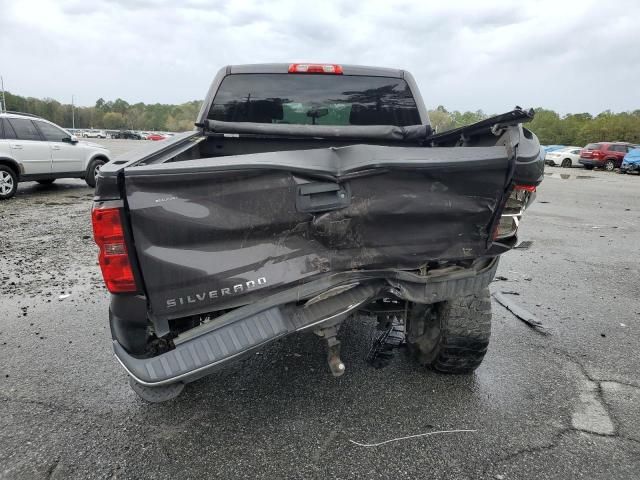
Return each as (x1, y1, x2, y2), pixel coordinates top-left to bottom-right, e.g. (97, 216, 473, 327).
(621, 148, 640, 174)
(111, 130, 143, 140)
(544, 146, 582, 167)
(147, 133, 167, 141)
(579, 142, 637, 171)
(83, 129, 107, 139)
(542, 145, 565, 153)
(0, 111, 111, 199)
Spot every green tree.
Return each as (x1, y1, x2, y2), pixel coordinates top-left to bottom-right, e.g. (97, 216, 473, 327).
(102, 112, 126, 129)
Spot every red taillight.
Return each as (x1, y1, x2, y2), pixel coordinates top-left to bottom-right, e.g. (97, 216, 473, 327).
(592, 150, 602, 159)
(514, 184, 536, 192)
(91, 206, 137, 293)
(288, 63, 343, 74)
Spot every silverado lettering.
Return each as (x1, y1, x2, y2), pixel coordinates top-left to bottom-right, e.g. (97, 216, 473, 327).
(166, 277, 268, 308)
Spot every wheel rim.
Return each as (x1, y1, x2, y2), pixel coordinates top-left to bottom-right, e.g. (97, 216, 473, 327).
(0, 171, 14, 195)
(562, 159, 571, 168)
(606, 161, 614, 171)
(94, 162, 103, 179)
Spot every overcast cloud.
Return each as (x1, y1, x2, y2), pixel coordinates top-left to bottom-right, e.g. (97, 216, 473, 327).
(1, 0, 638, 113)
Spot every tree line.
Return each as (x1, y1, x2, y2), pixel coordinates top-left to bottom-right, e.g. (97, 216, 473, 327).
(2, 91, 640, 144)
(1, 91, 201, 132)
(429, 105, 640, 146)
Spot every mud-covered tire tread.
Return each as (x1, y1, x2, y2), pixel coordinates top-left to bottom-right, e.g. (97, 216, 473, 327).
(409, 288, 491, 374)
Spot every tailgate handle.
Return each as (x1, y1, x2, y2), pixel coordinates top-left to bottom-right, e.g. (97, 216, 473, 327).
(296, 182, 351, 213)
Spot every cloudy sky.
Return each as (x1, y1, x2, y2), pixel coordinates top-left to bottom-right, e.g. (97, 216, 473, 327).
(1, 0, 638, 114)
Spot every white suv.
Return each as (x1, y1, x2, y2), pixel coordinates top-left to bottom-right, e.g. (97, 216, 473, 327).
(0, 112, 111, 200)
(83, 130, 107, 139)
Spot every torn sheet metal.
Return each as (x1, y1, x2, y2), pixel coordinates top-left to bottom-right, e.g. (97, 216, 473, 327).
(126, 148, 509, 320)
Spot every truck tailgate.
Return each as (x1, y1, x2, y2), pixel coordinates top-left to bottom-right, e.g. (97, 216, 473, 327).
(123, 144, 512, 321)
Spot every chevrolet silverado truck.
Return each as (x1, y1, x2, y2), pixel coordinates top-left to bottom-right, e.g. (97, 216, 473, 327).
(92, 63, 544, 402)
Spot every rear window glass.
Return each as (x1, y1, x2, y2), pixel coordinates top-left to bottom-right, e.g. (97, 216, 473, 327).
(585, 143, 601, 150)
(208, 74, 421, 127)
(0, 118, 17, 139)
(8, 118, 42, 141)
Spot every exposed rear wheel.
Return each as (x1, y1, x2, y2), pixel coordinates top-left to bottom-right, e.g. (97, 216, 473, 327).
(561, 158, 572, 168)
(37, 179, 55, 185)
(605, 159, 615, 172)
(407, 288, 491, 373)
(0, 166, 18, 200)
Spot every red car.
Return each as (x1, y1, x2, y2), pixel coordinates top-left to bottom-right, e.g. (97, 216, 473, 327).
(147, 133, 167, 141)
(579, 142, 636, 171)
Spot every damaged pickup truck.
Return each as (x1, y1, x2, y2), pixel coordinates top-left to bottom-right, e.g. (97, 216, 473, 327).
(92, 63, 544, 402)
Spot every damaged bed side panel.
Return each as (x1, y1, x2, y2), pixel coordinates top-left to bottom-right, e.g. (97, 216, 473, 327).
(124, 144, 513, 321)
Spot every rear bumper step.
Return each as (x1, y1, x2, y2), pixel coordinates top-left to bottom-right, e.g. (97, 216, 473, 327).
(115, 258, 499, 386)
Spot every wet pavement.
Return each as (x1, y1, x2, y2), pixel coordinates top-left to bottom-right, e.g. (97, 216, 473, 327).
(1, 154, 639, 479)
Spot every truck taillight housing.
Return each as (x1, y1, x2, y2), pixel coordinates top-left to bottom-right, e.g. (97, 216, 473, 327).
(493, 185, 536, 240)
(288, 63, 343, 74)
(91, 206, 137, 293)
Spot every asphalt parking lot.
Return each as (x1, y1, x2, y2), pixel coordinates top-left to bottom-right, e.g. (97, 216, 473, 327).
(1, 142, 639, 479)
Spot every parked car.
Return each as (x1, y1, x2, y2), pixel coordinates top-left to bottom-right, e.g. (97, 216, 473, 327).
(83, 130, 107, 139)
(542, 145, 565, 153)
(111, 130, 143, 140)
(579, 142, 637, 171)
(620, 148, 640, 174)
(92, 63, 543, 402)
(147, 133, 167, 141)
(544, 146, 582, 167)
(0, 111, 111, 199)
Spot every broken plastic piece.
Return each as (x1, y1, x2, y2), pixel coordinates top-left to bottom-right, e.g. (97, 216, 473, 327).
(367, 316, 405, 369)
(493, 292, 549, 334)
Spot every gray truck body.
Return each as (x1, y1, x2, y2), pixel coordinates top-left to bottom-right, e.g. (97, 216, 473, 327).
(94, 64, 543, 390)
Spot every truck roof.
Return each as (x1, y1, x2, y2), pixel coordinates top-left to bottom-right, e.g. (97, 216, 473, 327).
(226, 63, 408, 78)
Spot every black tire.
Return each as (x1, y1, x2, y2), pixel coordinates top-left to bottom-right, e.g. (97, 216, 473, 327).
(85, 158, 106, 188)
(37, 179, 55, 185)
(605, 159, 615, 172)
(128, 377, 184, 403)
(407, 288, 491, 373)
(0, 165, 18, 200)
(561, 158, 572, 168)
